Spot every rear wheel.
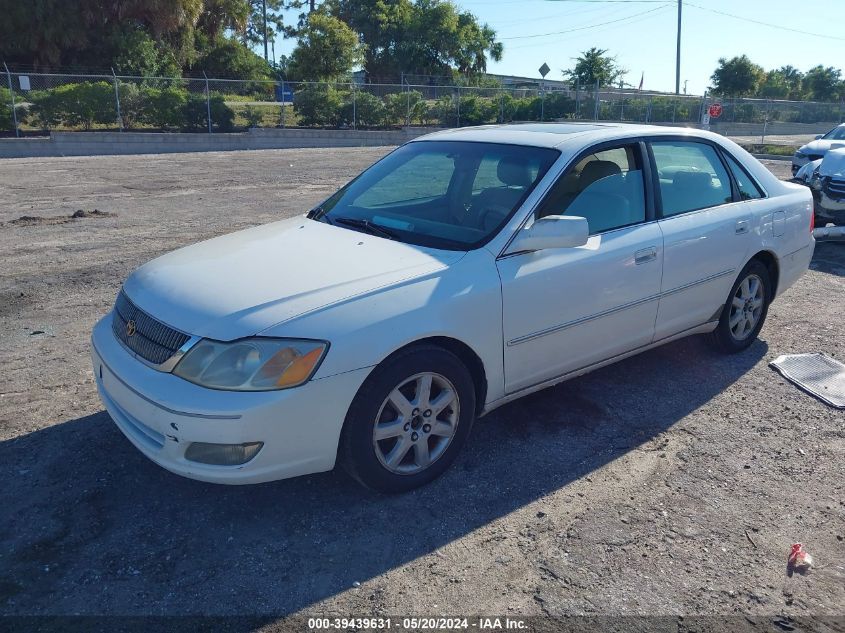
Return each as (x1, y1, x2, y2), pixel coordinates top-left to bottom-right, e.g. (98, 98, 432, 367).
(707, 259, 771, 353)
(339, 345, 476, 493)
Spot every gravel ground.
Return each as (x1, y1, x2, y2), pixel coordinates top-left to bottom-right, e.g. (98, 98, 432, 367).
(0, 149, 843, 623)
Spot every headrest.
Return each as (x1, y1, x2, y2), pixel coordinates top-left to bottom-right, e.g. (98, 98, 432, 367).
(497, 158, 533, 187)
(580, 160, 622, 189)
(672, 170, 713, 190)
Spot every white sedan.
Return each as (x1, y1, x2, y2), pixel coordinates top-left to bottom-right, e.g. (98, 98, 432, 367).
(91, 123, 815, 492)
(792, 123, 845, 176)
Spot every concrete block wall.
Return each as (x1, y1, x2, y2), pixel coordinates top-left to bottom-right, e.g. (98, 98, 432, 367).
(0, 127, 431, 159)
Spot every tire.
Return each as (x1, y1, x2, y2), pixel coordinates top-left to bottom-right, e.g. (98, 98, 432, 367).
(707, 259, 771, 354)
(338, 344, 476, 493)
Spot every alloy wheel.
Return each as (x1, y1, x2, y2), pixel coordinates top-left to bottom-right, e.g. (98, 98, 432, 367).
(729, 273, 765, 341)
(372, 372, 460, 475)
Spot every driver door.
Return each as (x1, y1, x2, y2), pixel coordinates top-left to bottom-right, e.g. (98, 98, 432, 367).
(496, 142, 664, 393)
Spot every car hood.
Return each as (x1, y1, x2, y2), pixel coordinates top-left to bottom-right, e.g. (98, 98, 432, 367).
(820, 147, 845, 178)
(800, 139, 837, 155)
(123, 216, 464, 340)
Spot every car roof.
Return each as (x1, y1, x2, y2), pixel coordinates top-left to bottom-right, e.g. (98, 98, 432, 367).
(415, 122, 721, 149)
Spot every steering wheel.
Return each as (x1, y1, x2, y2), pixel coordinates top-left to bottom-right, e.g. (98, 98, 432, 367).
(476, 203, 513, 233)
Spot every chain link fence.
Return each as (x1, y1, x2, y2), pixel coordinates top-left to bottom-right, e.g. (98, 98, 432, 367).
(3, 69, 844, 143)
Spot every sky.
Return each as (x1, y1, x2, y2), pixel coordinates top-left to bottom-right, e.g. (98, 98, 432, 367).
(267, 0, 845, 95)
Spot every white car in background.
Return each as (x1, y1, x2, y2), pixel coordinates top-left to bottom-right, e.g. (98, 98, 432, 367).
(792, 123, 845, 176)
(92, 123, 815, 492)
(797, 146, 845, 227)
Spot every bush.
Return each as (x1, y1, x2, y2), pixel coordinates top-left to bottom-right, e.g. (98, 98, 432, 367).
(117, 82, 145, 129)
(183, 93, 234, 131)
(456, 94, 498, 126)
(26, 90, 62, 130)
(243, 105, 263, 128)
(25, 82, 116, 130)
(0, 87, 16, 131)
(142, 86, 188, 129)
(341, 90, 386, 127)
(432, 95, 457, 126)
(383, 90, 425, 126)
(293, 84, 346, 127)
(543, 92, 575, 120)
(60, 82, 117, 130)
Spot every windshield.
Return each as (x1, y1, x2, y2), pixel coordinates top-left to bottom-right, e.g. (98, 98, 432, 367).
(823, 126, 845, 140)
(312, 141, 559, 250)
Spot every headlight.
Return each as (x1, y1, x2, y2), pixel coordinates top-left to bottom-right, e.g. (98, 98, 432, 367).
(173, 338, 328, 391)
(811, 169, 823, 190)
(795, 151, 806, 159)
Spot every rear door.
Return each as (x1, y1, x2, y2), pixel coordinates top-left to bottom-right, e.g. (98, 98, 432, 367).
(650, 140, 754, 339)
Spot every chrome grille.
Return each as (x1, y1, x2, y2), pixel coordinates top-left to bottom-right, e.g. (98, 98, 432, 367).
(824, 177, 845, 199)
(111, 291, 191, 366)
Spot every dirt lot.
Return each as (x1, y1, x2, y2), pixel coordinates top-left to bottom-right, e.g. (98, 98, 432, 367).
(0, 149, 843, 624)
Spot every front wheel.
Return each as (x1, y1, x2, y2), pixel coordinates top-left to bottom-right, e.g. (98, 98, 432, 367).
(707, 260, 771, 353)
(339, 345, 476, 493)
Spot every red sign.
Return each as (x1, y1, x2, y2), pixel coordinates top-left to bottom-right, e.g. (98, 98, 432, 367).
(708, 103, 723, 119)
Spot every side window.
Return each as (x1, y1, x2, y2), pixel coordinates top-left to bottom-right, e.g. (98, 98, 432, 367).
(651, 142, 733, 217)
(536, 144, 646, 234)
(354, 151, 453, 207)
(723, 152, 764, 200)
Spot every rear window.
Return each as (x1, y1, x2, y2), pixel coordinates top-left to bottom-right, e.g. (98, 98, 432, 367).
(723, 152, 764, 200)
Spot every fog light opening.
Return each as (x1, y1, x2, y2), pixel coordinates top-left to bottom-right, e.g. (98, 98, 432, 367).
(184, 441, 264, 466)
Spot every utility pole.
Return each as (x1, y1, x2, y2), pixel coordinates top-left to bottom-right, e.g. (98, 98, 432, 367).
(675, 0, 682, 95)
(262, 0, 269, 62)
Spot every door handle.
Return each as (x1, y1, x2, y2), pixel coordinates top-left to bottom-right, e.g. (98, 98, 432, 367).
(735, 219, 750, 235)
(634, 246, 657, 264)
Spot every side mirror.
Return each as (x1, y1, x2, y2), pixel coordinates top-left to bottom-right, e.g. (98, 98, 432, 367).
(815, 135, 823, 140)
(508, 215, 589, 253)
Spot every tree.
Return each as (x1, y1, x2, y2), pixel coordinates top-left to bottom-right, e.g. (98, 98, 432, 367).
(0, 0, 272, 79)
(242, 0, 309, 48)
(110, 27, 181, 77)
(286, 13, 364, 80)
(803, 65, 843, 102)
(329, 0, 502, 81)
(778, 65, 805, 100)
(759, 70, 789, 99)
(192, 37, 274, 80)
(710, 55, 764, 97)
(563, 48, 625, 88)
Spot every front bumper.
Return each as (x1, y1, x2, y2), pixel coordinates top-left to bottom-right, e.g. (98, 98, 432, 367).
(817, 192, 845, 225)
(91, 316, 371, 484)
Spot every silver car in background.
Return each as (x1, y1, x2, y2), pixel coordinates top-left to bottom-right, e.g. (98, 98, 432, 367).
(792, 124, 845, 176)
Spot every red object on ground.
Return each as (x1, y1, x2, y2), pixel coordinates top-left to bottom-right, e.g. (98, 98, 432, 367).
(709, 103, 723, 118)
(789, 543, 813, 570)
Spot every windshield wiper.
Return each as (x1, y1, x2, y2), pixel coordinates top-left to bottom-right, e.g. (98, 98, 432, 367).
(332, 216, 398, 240)
(308, 206, 328, 220)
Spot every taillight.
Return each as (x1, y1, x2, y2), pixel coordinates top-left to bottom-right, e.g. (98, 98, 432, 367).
(810, 209, 815, 232)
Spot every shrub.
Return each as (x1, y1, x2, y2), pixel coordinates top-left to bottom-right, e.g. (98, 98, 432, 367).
(243, 105, 263, 128)
(26, 90, 62, 130)
(543, 92, 575, 120)
(25, 83, 116, 130)
(383, 90, 425, 125)
(432, 95, 457, 126)
(60, 82, 117, 130)
(293, 84, 346, 127)
(117, 82, 145, 129)
(513, 96, 542, 121)
(456, 94, 498, 126)
(142, 86, 188, 129)
(341, 90, 386, 127)
(0, 87, 16, 131)
(182, 93, 234, 131)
